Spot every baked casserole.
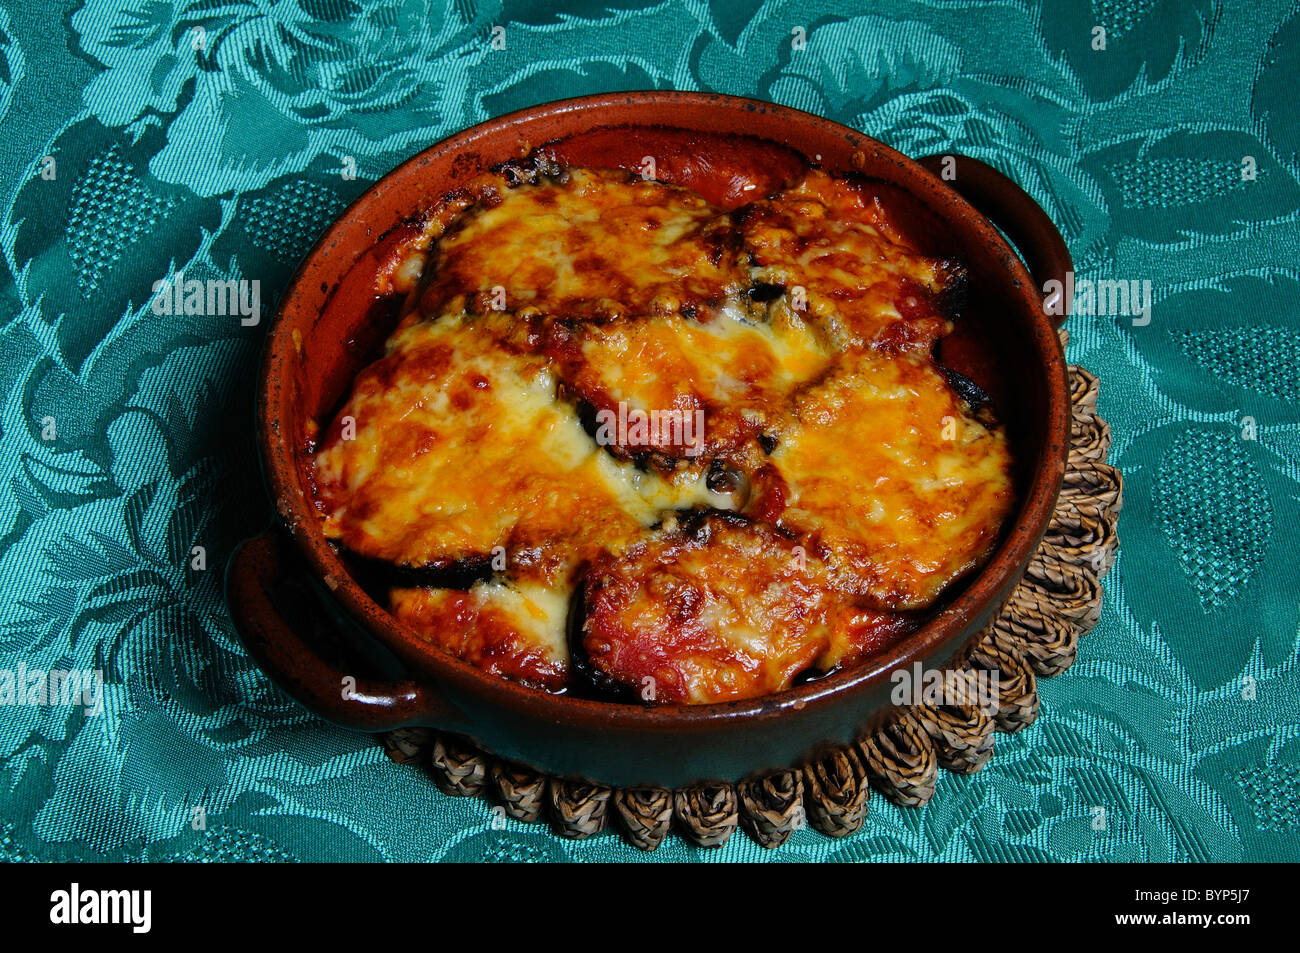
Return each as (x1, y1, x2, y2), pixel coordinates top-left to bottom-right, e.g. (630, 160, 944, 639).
(308, 153, 1015, 705)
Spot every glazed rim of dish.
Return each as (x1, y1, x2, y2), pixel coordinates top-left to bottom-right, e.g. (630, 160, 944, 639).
(259, 91, 1068, 728)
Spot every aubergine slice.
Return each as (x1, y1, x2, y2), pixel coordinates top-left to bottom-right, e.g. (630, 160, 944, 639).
(310, 313, 669, 578)
(542, 307, 835, 466)
(579, 512, 916, 705)
(340, 548, 495, 591)
(940, 366, 996, 417)
(389, 579, 572, 693)
(414, 166, 747, 323)
(751, 349, 1017, 610)
(734, 168, 967, 353)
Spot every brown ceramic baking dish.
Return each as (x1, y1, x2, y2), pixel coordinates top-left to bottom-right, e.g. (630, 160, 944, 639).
(225, 92, 1070, 790)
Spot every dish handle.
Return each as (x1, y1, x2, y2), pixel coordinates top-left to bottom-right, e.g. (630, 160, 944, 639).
(917, 153, 1073, 328)
(225, 531, 457, 732)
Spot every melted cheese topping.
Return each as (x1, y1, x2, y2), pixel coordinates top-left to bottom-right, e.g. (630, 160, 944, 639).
(737, 169, 958, 351)
(312, 313, 727, 583)
(417, 167, 744, 321)
(764, 351, 1016, 609)
(311, 162, 1016, 702)
(548, 301, 832, 459)
(390, 579, 571, 691)
(582, 515, 916, 703)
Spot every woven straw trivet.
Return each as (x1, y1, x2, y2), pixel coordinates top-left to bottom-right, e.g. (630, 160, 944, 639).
(383, 332, 1121, 850)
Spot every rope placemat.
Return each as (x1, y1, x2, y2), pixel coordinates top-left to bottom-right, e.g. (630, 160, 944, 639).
(382, 334, 1121, 850)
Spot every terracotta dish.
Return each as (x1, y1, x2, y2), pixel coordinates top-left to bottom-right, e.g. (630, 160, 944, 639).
(225, 92, 1070, 789)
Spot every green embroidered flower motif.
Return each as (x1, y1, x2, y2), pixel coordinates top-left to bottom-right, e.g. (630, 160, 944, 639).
(1195, 737, 1300, 863)
(1155, 431, 1271, 614)
(1039, 0, 1216, 101)
(1127, 275, 1300, 418)
(71, 0, 491, 195)
(1077, 130, 1300, 247)
(1253, 11, 1300, 171)
(178, 827, 298, 863)
(442, 829, 571, 863)
(759, 14, 963, 120)
(1119, 423, 1300, 691)
(210, 162, 364, 283)
(4, 118, 220, 370)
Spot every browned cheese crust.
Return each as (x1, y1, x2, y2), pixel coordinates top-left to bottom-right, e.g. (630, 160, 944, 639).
(310, 160, 1015, 702)
(582, 514, 918, 704)
(417, 167, 746, 322)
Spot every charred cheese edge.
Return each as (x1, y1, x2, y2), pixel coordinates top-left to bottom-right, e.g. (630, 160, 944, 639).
(737, 169, 960, 353)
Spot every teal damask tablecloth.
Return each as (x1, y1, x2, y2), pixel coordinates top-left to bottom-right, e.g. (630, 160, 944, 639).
(0, 0, 1296, 863)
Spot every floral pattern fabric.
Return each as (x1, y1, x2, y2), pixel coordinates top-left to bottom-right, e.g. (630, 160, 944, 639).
(0, 0, 1297, 862)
